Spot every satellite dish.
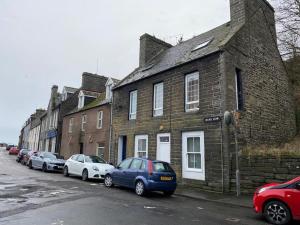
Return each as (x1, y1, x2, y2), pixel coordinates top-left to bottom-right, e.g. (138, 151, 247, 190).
(224, 111, 232, 125)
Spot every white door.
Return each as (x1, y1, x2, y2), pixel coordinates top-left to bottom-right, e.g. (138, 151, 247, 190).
(182, 131, 205, 181)
(156, 133, 171, 163)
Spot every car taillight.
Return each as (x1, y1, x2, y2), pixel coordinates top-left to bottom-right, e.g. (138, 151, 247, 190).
(148, 160, 153, 176)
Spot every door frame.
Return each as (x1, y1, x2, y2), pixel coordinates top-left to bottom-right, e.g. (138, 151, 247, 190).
(182, 131, 205, 181)
(156, 133, 171, 163)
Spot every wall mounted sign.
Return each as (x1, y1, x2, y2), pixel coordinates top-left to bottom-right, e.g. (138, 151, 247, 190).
(204, 116, 221, 123)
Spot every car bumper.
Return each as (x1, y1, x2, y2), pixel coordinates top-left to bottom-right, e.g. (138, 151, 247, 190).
(88, 170, 105, 179)
(47, 164, 64, 171)
(253, 194, 263, 214)
(146, 180, 177, 192)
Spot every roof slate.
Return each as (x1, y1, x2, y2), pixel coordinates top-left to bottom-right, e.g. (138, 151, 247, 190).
(115, 22, 241, 89)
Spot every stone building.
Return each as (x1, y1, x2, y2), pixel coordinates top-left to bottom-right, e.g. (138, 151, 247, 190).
(111, 0, 296, 192)
(60, 76, 118, 161)
(28, 109, 46, 151)
(39, 85, 61, 153)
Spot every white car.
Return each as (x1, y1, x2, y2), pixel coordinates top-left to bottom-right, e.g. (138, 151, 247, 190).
(63, 154, 114, 181)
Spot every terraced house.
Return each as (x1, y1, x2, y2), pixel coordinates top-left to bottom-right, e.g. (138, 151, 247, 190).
(60, 75, 119, 161)
(111, 0, 296, 192)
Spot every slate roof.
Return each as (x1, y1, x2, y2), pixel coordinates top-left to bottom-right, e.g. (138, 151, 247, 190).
(64, 86, 78, 93)
(114, 22, 242, 89)
(66, 93, 109, 116)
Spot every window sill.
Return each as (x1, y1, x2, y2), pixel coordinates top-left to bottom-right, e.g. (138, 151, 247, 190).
(185, 168, 203, 173)
(185, 109, 199, 114)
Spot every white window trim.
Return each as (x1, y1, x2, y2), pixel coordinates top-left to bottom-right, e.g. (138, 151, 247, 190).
(185, 72, 200, 112)
(78, 91, 85, 109)
(97, 144, 105, 157)
(129, 90, 137, 120)
(81, 115, 87, 131)
(182, 131, 205, 181)
(153, 82, 164, 117)
(97, 111, 103, 129)
(135, 135, 148, 158)
(68, 118, 73, 133)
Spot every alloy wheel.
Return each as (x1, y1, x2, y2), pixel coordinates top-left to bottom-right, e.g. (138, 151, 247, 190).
(135, 181, 145, 196)
(104, 175, 113, 187)
(264, 201, 291, 225)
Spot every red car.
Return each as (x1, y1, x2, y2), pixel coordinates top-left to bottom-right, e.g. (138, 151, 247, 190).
(253, 176, 300, 225)
(8, 147, 19, 155)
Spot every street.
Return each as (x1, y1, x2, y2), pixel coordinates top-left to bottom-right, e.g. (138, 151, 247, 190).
(0, 148, 267, 225)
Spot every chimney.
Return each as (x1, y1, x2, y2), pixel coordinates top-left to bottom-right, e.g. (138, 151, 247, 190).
(139, 33, 172, 68)
(51, 85, 58, 96)
(230, 0, 275, 25)
(81, 72, 108, 93)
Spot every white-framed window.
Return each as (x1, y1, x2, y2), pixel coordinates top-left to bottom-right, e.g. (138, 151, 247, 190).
(153, 83, 164, 117)
(129, 90, 137, 120)
(135, 135, 148, 158)
(106, 84, 113, 100)
(97, 143, 105, 158)
(68, 118, 73, 133)
(97, 111, 103, 129)
(81, 115, 87, 131)
(185, 72, 199, 112)
(78, 91, 85, 109)
(182, 131, 205, 181)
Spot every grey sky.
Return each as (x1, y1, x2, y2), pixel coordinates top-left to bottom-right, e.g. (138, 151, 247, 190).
(0, 0, 277, 144)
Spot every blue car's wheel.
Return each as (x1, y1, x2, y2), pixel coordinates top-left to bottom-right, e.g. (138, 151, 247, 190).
(135, 180, 145, 196)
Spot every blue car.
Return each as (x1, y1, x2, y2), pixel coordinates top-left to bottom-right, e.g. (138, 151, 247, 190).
(104, 158, 177, 196)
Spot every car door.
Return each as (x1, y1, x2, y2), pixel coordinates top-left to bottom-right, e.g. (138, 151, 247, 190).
(290, 182, 300, 217)
(126, 159, 143, 188)
(74, 155, 85, 175)
(113, 158, 132, 186)
(31, 152, 41, 168)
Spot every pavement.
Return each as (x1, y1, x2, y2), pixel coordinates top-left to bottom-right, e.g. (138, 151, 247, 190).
(176, 186, 252, 209)
(0, 148, 284, 225)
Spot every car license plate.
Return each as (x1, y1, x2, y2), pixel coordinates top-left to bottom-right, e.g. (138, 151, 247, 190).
(160, 176, 172, 181)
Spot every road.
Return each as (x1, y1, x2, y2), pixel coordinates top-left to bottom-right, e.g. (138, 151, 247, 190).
(0, 148, 270, 225)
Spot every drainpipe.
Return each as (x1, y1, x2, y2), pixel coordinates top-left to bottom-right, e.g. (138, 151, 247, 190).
(108, 95, 113, 163)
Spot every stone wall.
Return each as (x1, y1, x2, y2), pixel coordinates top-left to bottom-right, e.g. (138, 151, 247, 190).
(230, 155, 300, 193)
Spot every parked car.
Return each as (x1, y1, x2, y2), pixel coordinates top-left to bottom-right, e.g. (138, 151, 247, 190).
(104, 158, 177, 196)
(16, 149, 30, 163)
(8, 147, 19, 155)
(253, 176, 300, 225)
(28, 152, 65, 172)
(63, 154, 114, 181)
(6, 145, 14, 151)
(24, 150, 37, 166)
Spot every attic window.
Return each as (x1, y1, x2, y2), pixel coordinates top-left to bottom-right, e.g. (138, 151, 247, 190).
(192, 38, 213, 52)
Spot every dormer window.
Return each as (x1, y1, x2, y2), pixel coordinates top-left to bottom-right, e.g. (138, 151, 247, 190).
(78, 91, 85, 109)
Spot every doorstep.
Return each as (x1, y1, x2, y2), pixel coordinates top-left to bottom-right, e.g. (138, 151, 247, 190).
(175, 186, 252, 208)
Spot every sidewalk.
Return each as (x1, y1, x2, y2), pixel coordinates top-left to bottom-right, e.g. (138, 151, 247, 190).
(175, 186, 252, 209)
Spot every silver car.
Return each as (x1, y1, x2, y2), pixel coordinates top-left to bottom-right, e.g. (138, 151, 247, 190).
(28, 152, 65, 172)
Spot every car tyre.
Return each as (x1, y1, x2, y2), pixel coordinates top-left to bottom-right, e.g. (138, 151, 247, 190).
(82, 169, 88, 181)
(42, 163, 48, 172)
(28, 161, 33, 169)
(163, 190, 175, 197)
(63, 166, 69, 177)
(135, 180, 146, 196)
(104, 175, 114, 187)
(263, 200, 291, 225)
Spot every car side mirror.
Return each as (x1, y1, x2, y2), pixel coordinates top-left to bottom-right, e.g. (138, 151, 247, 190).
(79, 160, 84, 163)
(40, 156, 44, 159)
(296, 183, 300, 190)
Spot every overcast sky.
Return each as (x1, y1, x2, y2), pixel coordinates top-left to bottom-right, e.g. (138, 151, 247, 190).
(0, 0, 278, 144)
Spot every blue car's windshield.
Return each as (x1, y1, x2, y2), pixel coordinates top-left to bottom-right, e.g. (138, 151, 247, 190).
(153, 162, 173, 172)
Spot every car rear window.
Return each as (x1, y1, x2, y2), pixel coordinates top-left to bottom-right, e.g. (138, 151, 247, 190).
(153, 162, 173, 173)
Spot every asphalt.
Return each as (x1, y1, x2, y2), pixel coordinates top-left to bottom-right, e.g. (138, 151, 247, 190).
(0, 148, 289, 225)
